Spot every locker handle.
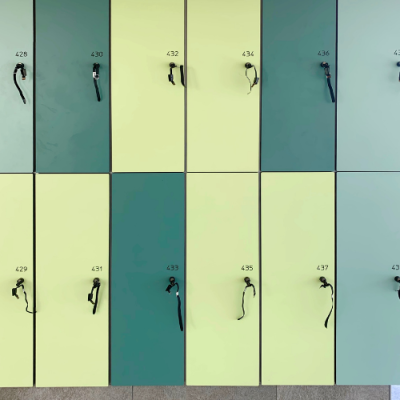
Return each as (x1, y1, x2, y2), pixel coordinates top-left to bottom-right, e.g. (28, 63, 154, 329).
(93, 63, 101, 102)
(394, 276, 400, 299)
(168, 63, 185, 87)
(12, 278, 35, 314)
(244, 63, 259, 94)
(166, 277, 183, 331)
(13, 63, 27, 104)
(320, 62, 335, 103)
(319, 277, 334, 328)
(88, 277, 101, 315)
(396, 62, 400, 81)
(238, 277, 256, 320)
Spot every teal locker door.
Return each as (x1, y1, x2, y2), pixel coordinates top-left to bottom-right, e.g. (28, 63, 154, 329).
(36, 0, 109, 173)
(337, 0, 400, 171)
(261, 0, 336, 172)
(0, 0, 33, 172)
(111, 173, 184, 386)
(337, 173, 400, 385)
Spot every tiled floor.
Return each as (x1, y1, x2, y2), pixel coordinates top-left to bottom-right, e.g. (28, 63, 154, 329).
(0, 386, 389, 400)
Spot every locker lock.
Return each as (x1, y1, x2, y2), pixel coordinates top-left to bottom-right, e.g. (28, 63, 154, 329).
(168, 63, 185, 87)
(320, 62, 335, 103)
(13, 63, 27, 104)
(166, 277, 183, 331)
(244, 63, 259, 94)
(12, 278, 35, 314)
(319, 277, 334, 328)
(394, 276, 400, 283)
(93, 63, 101, 102)
(396, 62, 400, 82)
(238, 277, 256, 320)
(88, 278, 101, 315)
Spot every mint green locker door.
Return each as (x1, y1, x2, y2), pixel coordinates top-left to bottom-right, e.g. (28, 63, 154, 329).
(36, 0, 109, 173)
(337, 173, 400, 384)
(111, 173, 184, 385)
(338, 0, 400, 171)
(0, 0, 33, 172)
(261, 0, 336, 171)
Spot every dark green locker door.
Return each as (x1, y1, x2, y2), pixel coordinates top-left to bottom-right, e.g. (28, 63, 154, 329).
(111, 173, 184, 386)
(261, 0, 336, 172)
(36, 0, 109, 173)
(337, 173, 400, 384)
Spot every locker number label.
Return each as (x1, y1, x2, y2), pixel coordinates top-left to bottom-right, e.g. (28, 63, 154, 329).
(167, 51, 179, 56)
(394, 50, 400, 56)
(392, 265, 400, 270)
(91, 51, 103, 57)
(15, 266, 28, 272)
(317, 265, 328, 271)
(92, 266, 103, 271)
(242, 51, 254, 57)
(318, 50, 330, 56)
(241, 265, 253, 271)
(167, 265, 179, 271)
(15, 51, 28, 57)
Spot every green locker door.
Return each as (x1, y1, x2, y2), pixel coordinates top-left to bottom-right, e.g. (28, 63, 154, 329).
(0, 175, 33, 387)
(187, 173, 259, 386)
(337, 173, 400, 384)
(262, 173, 335, 385)
(261, 0, 336, 172)
(112, 0, 184, 172)
(337, 0, 400, 171)
(187, 0, 260, 172)
(36, 175, 109, 387)
(36, 0, 110, 173)
(111, 173, 184, 385)
(0, 0, 33, 172)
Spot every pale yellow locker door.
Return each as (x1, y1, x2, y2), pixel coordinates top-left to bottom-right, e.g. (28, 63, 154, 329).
(262, 172, 335, 385)
(187, 0, 260, 172)
(112, 0, 184, 172)
(187, 173, 259, 386)
(0, 175, 33, 387)
(36, 175, 109, 387)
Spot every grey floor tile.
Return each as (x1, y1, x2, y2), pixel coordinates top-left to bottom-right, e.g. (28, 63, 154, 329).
(277, 386, 389, 400)
(0, 386, 132, 400)
(133, 386, 187, 400)
(186, 386, 277, 400)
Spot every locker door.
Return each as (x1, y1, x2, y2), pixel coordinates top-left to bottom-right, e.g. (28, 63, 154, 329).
(337, 0, 400, 171)
(111, 173, 184, 385)
(187, 173, 259, 386)
(36, 175, 109, 387)
(187, 0, 260, 172)
(36, 0, 110, 173)
(0, 175, 33, 387)
(0, 0, 33, 172)
(112, 0, 184, 173)
(261, 0, 336, 172)
(337, 173, 400, 385)
(262, 173, 335, 385)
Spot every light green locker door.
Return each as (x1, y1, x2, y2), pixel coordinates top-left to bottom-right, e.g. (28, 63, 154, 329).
(0, 175, 33, 387)
(112, 0, 184, 172)
(187, 0, 260, 172)
(187, 173, 259, 386)
(36, 175, 109, 387)
(261, 173, 335, 385)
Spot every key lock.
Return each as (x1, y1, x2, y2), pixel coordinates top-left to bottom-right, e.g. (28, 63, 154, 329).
(168, 63, 185, 86)
(14, 62, 27, 104)
(396, 62, 400, 82)
(319, 277, 334, 328)
(12, 278, 35, 314)
(238, 277, 256, 320)
(166, 277, 183, 331)
(88, 277, 101, 315)
(394, 276, 400, 299)
(93, 63, 101, 102)
(320, 62, 335, 103)
(244, 62, 259, 94)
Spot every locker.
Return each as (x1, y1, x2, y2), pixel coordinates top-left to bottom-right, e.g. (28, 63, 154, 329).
(261, 173, 335, 385)
(186, 173, 259, 386)
(261, 0, 336, 172)
(0, 175, 33, 387)
(111, 173, 184, 385)
(187, 0, 260, 172)
(36, 175, 109, 387)
(337, 173, 400, 384)
(112, 0, 184, 172)
(337, 0, 400, 171)
(35, 0, 110, 173)
(0, 0, 33, 172)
